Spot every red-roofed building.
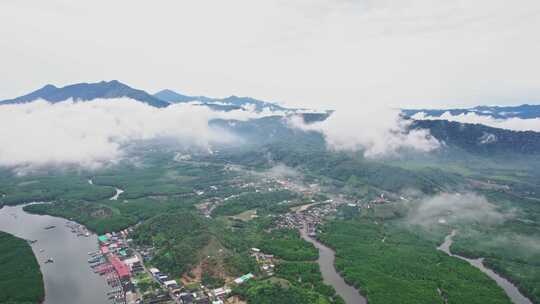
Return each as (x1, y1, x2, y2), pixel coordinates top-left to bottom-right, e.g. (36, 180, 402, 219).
(101, 246, 109, 254)
(109, 255, 130, 280)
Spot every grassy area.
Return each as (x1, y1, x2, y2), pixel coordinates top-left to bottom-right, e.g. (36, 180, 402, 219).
(230, 209, 258, 221)
(0, 232, 44, 304)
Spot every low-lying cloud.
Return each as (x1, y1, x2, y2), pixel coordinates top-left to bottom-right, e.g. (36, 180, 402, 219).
(413, 111, 540, 132)
(288, 106, 440, 157)
(406, 192, 512, 227)
(0, 99, 268, 169)
(264, 163, 301, 179)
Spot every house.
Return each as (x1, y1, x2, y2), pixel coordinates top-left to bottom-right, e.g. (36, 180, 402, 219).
(233, 273, 254, 284)
(164, 280, 179, 289)
(179, 293, 194, 304)
(109, 255, 131, 280)
(212, 287, 231, 298)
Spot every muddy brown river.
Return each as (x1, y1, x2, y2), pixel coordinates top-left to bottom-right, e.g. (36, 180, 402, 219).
(300, 227, 367, 304)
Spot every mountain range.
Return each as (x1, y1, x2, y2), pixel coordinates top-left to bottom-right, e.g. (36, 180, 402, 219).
(154, 89, 288, 112)
(403, 104, 540, 119)
(0, 80, 289, 112)
(0, 80, 169, 108)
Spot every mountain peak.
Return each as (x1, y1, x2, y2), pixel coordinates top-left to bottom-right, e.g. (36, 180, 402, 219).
(41, 84, 57, 90)
(153, 89, 195, 103)
(0, 80, 168, 108)
(156, 89, 178, 95)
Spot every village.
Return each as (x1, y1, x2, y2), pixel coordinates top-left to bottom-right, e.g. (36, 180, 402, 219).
(83, 167, 397, 304)
(85, 226, 270, 304)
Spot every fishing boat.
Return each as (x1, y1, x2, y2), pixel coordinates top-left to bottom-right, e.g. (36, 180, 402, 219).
(44, 225, 56, 230)
(45, 258, 54, 264)
(88, 256, 103, 263)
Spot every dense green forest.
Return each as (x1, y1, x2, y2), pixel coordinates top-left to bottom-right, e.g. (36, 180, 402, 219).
(276, 261, 345, 303)
(234, 280, 331, 304)
(17, 159, 245, 234)
(318, 218, 512, 304)
(23, 195, 199, 234)
(0, 172, 114, 206)
(450, 190, 540, 303)
(0, 232, 44, 304)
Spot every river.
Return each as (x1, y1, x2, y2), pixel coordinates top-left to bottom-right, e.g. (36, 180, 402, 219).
(438, 230, 533, 304)
(0, 205, 110, 304)
(299, 227, 367, 304)
(110, 188, 124, 201)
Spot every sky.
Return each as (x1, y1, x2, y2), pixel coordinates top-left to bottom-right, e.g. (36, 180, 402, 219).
(1, 0, 539, 109)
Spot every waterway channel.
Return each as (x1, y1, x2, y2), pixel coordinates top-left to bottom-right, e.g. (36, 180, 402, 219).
(438, 230, 532, 304)
(299, 227, 367, 304)
(0, 205, 110, 304)
(110, 188, 124, 201)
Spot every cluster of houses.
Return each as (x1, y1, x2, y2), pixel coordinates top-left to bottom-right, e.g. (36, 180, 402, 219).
(89, 229, 145, 304)
(92, 227, 259, 304)
(175, 287, 232, 304)
(274, 199, 343, 235)
(144, 264, 252, 304)
(250, 248, 275, 276)
(273, 178, 321, 196)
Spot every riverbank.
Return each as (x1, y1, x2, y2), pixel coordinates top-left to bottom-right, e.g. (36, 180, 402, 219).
(299, 226, 367, 304)
(0, 231, 44, 303)
(438, 230, 533, 304)
(0, 205, 111, 304)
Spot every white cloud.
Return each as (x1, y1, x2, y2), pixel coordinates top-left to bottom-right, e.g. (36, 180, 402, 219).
(288, 106, 439, 157)
(0, 99, 269, 168)
(413, 111, 540, 132)
(407, 192, 512, 227)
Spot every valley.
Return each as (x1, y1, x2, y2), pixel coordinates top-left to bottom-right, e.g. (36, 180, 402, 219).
(1, 137, 539, 303)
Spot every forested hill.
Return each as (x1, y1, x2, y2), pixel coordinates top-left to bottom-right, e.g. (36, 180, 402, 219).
(212, 113, 540, 157)
(411, 119, 540, 155)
